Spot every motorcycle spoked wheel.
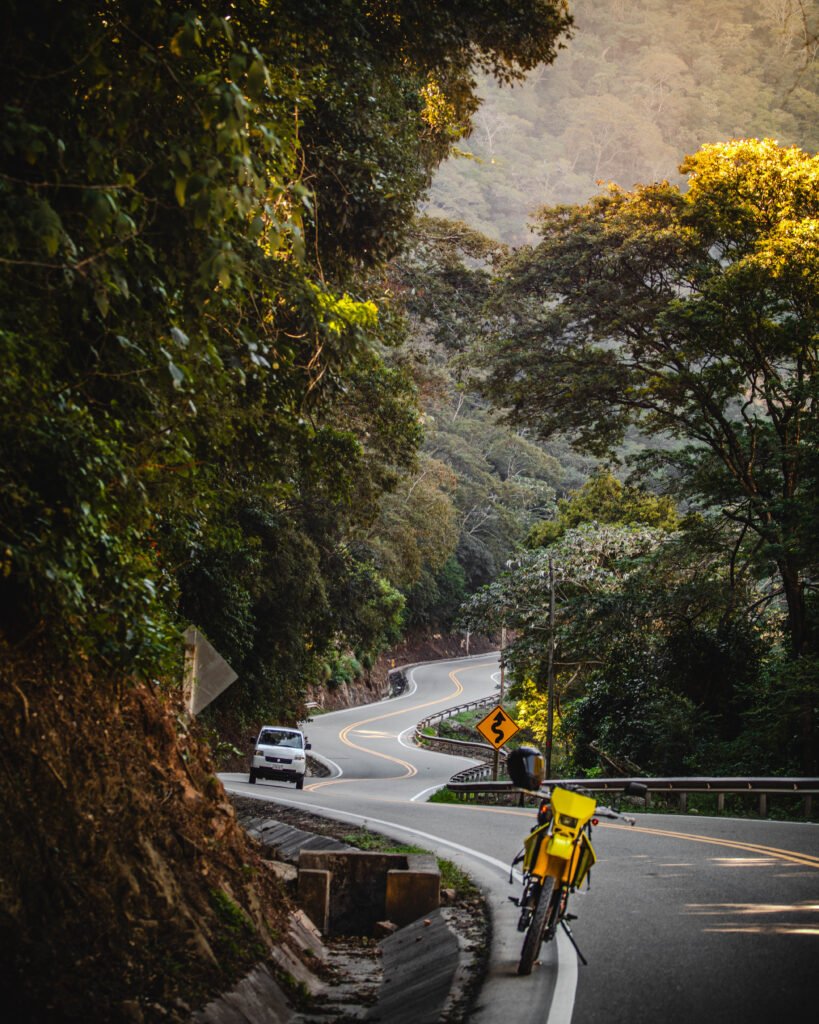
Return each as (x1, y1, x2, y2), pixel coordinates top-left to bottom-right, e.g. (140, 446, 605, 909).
(517, 876, 557, 976)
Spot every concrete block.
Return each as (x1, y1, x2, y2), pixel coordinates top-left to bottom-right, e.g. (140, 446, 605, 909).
(385, 869, 440, 928)
(299, 850, 407, 936)
(297, 868, 331, 934)
(298, 849, 441, 936)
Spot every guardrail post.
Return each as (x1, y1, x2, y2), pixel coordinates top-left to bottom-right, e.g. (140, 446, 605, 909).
(679, 792, 687, 813)
(806, 795, 813, 818)
(717, 793, 725, 813)
(759, 793, 767, 817)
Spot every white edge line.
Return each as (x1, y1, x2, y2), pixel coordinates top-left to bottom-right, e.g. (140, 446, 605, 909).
(224, 787, 514, 876)
(271, 797, 579, 1024)
(397, 725, 417, 750)
(225, 650, 580, 1022)
(302, 669, 420, 726)
(410, 784, 446, 802)
(301, 651, 497, 726)
(550, 929, 579, 1024)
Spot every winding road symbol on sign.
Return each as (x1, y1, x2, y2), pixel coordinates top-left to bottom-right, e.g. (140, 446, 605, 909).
(476, 704, 520, 749)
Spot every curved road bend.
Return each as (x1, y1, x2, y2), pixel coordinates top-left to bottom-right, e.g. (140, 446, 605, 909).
(221, 654, 819, 1024)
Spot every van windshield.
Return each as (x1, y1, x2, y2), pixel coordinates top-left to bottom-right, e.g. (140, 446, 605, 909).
(258, 730, 302, 748)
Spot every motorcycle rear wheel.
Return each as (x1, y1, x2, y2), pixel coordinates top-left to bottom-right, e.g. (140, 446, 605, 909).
(517, 877, 556, 975)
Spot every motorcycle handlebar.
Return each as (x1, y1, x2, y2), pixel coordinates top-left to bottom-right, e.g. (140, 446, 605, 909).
(593, 805, 637, 825)
(514, 784, 640, 825)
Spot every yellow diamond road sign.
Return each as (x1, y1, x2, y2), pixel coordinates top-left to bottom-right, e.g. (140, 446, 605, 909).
(476, 705, 520, 750)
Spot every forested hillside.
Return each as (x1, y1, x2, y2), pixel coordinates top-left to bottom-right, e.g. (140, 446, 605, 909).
(0, 3, 573, 1019)
(412, 0, 819, 781)
(427, 0, 819, 241)
(381, 217, 596, 630)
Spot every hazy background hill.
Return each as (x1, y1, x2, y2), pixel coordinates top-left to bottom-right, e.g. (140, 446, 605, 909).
(425, 0, 819, 242)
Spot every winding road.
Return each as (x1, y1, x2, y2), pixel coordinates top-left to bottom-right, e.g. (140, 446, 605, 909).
(221, 654, 819, 1024)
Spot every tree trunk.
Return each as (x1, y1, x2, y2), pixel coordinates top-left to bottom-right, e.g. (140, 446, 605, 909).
(778, 559, 817, 773)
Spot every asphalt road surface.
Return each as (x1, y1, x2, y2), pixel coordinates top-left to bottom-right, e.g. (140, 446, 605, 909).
(221, 654, 819, 1024)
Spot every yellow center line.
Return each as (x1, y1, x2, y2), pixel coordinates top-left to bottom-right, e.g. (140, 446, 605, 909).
(601, 821, 819, 870)
(437, 804, 819, 870)
(306, 663, 493, 792)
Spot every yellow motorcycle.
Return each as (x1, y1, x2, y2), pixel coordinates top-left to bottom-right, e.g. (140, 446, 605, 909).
(507, 748, 646, 975)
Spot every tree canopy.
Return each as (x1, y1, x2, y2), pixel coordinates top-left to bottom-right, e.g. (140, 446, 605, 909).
(428, 0, 819, 242)
(384, 215, 574, 621)
(527, 467, 679, 546)
(0, 1, 572, 713)
(478, 137, 819, 769)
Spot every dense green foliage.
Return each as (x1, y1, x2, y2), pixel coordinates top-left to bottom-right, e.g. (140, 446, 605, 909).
(527, 468, 679, 546)
(470, 138, 819, 773)
(4, 0, 816, 779)
(0, 1, 572, 715)
(464, 493, 790, 775)
(385, 216, 592, 627)
(428, 0, 819, 241)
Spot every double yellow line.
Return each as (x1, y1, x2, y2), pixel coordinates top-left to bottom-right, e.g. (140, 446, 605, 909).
(604, 821, 819, 870)
(451, 804, 819, 870)
(306, 663, 489, 791)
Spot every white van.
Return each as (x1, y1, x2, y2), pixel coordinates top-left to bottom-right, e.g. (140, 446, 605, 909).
(249, 726, 310, 789)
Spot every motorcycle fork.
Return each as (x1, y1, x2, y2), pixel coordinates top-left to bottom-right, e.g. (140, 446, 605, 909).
(515, 877, 540, 931)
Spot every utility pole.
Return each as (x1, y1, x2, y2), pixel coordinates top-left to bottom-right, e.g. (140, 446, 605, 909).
(492, 625, 507, 781)
(499, 624, 506, 700)
(545, 557, 555, 780)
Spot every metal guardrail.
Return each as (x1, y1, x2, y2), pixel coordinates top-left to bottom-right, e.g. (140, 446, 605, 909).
(416, 693, 505, 764)
(417, 692, 499, 730)
(446, 776, 819, 817)
(412, 692, 819, 818)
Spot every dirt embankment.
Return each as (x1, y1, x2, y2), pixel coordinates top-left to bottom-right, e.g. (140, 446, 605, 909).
(311, 630, 498, 711)
(0, 631, 496, 1021)
(0, 643, 293, 1024)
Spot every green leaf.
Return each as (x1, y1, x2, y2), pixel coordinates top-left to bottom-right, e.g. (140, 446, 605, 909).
(246, 60, 267, 101)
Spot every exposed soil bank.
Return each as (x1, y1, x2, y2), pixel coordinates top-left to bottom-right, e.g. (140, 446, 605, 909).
(0, 631, 494, 1021)
(0, 642, 294, 1024)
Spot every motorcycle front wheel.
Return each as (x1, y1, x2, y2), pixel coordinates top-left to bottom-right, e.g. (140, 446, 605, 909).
(517, 876, 556, 976)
